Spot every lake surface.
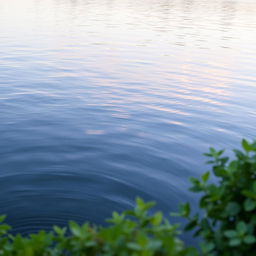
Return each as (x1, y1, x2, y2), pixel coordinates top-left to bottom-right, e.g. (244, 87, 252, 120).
(0, 0, 255, 234)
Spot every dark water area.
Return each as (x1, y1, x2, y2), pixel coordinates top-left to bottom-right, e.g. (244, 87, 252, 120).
(0, 0, 255, 235)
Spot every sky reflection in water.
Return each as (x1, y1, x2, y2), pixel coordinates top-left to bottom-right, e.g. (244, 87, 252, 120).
(0, 0, 256, 235)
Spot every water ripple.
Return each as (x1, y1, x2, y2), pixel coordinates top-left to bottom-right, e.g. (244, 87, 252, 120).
(0, 0, 255, 234)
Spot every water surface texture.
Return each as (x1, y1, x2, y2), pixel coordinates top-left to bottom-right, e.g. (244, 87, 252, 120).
(0, 0, 256, 234)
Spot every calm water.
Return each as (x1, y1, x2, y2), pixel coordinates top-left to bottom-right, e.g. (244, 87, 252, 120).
(0, 0, 256, 234)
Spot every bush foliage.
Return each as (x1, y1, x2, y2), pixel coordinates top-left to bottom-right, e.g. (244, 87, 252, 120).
(177, 139, 256, 255)
(0, 199, 196, 256)
(0, 139, 255, 255)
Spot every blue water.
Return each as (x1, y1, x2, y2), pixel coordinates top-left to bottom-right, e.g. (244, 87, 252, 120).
(0, 0, 256, 234)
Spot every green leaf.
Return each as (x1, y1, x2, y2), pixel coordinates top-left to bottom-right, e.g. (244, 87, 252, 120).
(147, 240, 162, 250)
(209, 147, 217, 157)
(244, 198, 256, 211)
(151, 212, 162, 226)
(124, 210, 136, 217)
(217, 149, 225, 157)
(236, 222, 247, 234)
(135, 197, 155, 211)
(184, 218, 198, 231)
(225, 202, 240, 216)
(213, 166, 226, 177)
(178, 203, 190, 217)
(127, 242, 141, 251)
(244, 235, 256, 244)
(85, 240, 97, 247)
(189, 177, 202, 192)
(0, 224, 11, 235)
(242, 139, 252, 152)
(201, 242, 215, 253)
(69, 221, 81, 237)
(224, 230, 237, 238)
(108, 211, 125, 224)
(53, 226, 66, 236)
(201, 171, 210, 183)
(229, 238, 241, 247)
(242, 190, 256, 199)
(0, 215, 6, 223)
(227, 161, 238, 174)
(136, 197, 145, 209)
(233, 149, 245, 159)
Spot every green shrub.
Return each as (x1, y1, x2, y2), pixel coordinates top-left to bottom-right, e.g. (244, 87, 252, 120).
(0, 139, 255, 255)
(177, 139, 256, 256)
(0, 198, 196, 256)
